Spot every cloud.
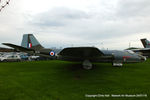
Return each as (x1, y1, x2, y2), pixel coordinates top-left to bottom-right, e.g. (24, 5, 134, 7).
(30, 7, 90, 27)
(117, 0, 150, 18)
(0, 0, 150, 49)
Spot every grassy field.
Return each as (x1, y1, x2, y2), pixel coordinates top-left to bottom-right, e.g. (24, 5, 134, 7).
(0, 59, 150, 100)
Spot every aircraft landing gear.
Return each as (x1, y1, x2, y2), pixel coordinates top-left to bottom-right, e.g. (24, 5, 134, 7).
(82, 60, 93, 70)
(112, 62, 123, 67)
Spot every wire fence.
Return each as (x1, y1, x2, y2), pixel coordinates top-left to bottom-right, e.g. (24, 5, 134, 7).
(0, 0, 10, 12)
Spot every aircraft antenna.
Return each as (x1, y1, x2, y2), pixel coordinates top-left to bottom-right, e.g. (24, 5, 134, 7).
(129, 42, 131, 48)
(0, 0, 10, 12)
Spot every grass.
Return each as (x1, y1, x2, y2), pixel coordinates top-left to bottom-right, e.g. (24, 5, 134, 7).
(0, 59, 150, 100)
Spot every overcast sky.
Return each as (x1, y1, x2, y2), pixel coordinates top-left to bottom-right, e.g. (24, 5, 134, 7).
(0, 0, 150, 50)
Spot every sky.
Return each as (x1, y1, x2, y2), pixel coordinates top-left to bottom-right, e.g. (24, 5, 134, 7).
(0, 0, 150, 50)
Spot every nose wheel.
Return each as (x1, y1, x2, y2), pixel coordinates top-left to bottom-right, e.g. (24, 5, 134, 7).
(82, 60, 93, 70)
(112, 62, 123, 67)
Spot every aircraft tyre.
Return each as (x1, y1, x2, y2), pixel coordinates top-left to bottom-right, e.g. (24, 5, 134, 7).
(112, 62, 123, 67)
(82, 60, 93, 70)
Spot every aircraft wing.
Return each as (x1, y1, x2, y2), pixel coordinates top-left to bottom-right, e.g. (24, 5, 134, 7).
(2, 43, 34, 52)
(58, 47, 104, 56)
(2, 43, 56, 59)
(130, 48, 150, 57)
(131, 48, 150, 52)
(57, 47, 112, 62)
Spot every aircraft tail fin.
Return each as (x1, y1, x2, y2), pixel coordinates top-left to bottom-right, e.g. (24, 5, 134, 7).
(21, 34, 44, 50)
(140, 38, 150, 48)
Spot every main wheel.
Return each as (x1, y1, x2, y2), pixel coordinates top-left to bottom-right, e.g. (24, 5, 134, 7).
(112, 62, 123, 67)
(82, 60, 93, 70)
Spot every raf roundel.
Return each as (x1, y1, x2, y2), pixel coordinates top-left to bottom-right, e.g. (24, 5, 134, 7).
(49, 51, 55, 56)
